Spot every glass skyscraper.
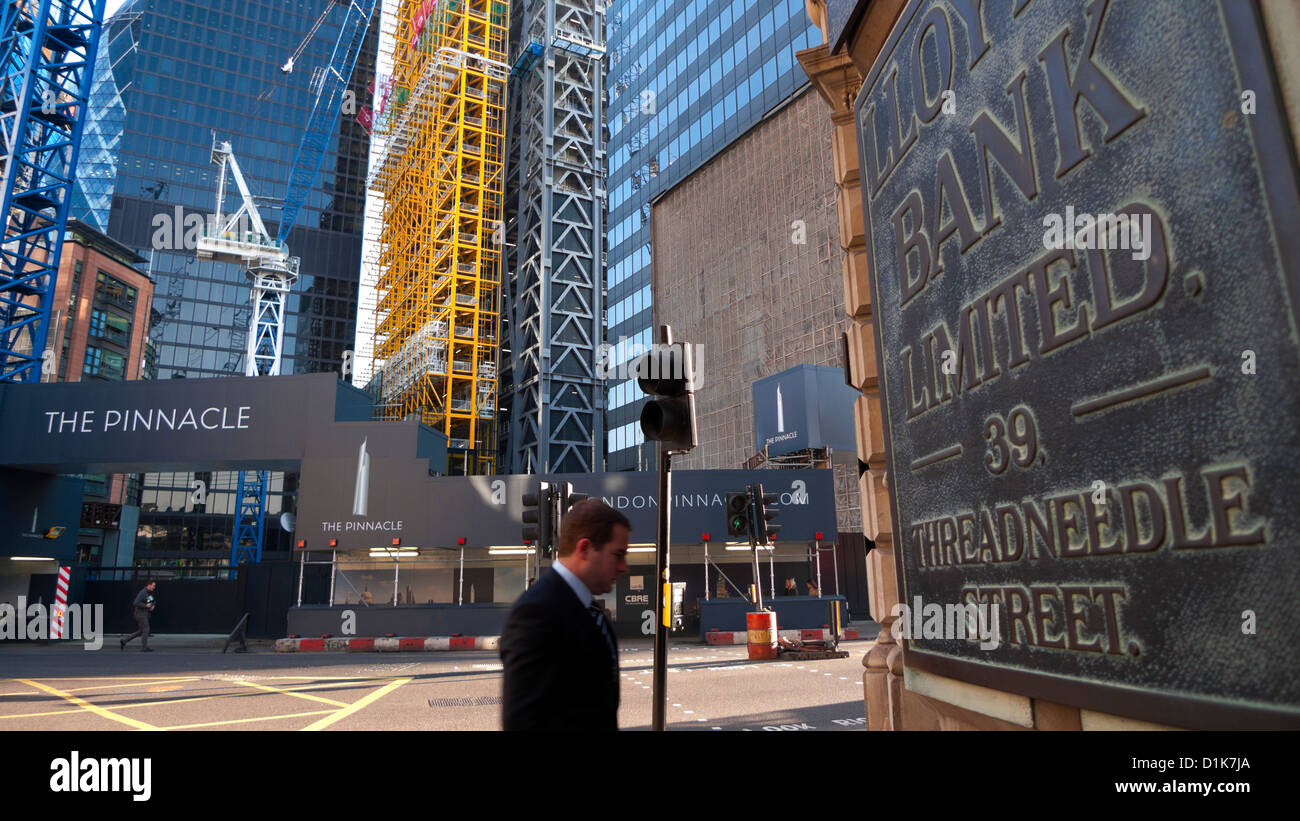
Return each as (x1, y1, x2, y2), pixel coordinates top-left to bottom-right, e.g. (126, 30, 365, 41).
(80, 0, 377, 380)
(71, 0, 379, 564)
(69, 4, 139, 233)
(603, 0, 821, 470)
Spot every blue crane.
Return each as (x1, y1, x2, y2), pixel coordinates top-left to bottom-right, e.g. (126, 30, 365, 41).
(279, 0, 378, 246)
(0, 0, 106, 383)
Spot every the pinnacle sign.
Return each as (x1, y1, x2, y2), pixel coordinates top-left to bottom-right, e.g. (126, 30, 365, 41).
(855, 0, 1300, 728)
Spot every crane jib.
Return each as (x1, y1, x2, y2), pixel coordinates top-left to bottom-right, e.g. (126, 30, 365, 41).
(278, 0, 379, 245)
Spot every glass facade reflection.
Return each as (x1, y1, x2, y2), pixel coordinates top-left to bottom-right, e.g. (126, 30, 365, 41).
(603, 0, 819, 470)
(74, 0, 379, 563)
(71, 7, 139, 233)
(90, 0, 377, 381)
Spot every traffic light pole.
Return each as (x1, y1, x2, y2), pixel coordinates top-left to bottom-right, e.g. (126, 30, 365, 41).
(652, 443, 671, 732)
(749, 483, 765, 611)
(640, 323, 696, 733)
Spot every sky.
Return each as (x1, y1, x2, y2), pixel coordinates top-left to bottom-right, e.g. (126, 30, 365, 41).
(104, 0, 128, 17)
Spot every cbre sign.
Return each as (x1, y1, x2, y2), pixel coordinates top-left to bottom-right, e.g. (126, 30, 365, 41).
(855, 0, 1300, 728)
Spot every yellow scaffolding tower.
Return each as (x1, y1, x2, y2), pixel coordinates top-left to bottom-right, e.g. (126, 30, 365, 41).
(371, 0, 509, 475)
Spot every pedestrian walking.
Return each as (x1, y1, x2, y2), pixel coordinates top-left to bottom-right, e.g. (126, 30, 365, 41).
(499, 500, 631, 731)
(121, 581, 156, 652)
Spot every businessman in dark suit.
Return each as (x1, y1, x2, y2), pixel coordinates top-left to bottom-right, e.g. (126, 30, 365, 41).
(500, 499, 631, 731)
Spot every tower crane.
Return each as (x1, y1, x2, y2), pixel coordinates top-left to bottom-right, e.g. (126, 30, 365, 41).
(197, 0, 378, 565)
(196, 137, 297, 377)
(0, 0, 106, 383)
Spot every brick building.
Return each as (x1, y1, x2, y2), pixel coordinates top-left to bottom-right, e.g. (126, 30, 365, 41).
(49, 219, 154, 387)
(46, 218, 154, 565)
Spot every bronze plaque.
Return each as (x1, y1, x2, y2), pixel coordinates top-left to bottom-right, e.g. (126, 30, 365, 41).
(855, 0, 1300, 728)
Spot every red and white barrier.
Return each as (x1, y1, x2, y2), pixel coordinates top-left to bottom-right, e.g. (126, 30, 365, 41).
(50, 566, 70, 640)
(705, 627, 861, 645)
(276, 630, 866, 652)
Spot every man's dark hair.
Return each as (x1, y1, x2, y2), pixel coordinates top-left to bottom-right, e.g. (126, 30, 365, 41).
(557, 499, 631, 557)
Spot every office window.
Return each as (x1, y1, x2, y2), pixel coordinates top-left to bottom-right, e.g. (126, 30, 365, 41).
(83, 346, 126, 380)
(89, 309, 131, 346)
(95, 272, 137, 311)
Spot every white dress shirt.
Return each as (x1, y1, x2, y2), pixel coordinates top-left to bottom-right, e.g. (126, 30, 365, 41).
(552, 559, 593, 609)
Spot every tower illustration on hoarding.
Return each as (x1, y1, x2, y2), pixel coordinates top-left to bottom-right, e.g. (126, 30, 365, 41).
(776, 385, 785, 433)
(353, 438, 370, 517)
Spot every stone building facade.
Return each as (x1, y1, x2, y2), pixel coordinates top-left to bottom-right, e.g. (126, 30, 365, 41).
(650, 86, 861, 537)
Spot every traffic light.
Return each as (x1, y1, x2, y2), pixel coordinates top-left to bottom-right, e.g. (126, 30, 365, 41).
(637, 330, 697, 452)
(555, 482, 588, 557)
(556, 481, 589, 515)
(522, 482, 555, 557)
(725, 491, 750, 538)
(750, 484, 780, 545)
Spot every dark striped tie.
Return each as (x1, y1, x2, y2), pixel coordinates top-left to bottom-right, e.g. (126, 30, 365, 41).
(589, 603, 617, 666)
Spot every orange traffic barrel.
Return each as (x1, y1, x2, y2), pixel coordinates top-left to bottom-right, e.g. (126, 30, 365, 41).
(746, 611, 778, 660)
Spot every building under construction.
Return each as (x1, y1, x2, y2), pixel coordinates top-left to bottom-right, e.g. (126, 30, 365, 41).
(370, 0, 509, 475)
(501, 0, 606, 474)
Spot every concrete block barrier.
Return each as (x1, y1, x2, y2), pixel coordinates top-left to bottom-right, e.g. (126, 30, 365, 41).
(275, 635, 502, 653)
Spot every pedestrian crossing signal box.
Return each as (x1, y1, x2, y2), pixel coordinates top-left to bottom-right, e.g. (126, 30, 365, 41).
(669, 582, 686, 632)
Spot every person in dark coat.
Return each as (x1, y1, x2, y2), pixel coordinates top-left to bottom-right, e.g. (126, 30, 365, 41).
(121, 581, 156, 652)
(783, 577, 799, 596)
(499, 500, 631, 731)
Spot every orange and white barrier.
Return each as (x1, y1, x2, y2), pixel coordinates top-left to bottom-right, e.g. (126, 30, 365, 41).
(745, 611, 779, 660)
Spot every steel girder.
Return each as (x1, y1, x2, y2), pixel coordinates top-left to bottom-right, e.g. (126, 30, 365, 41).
(505, 0, 604, 474)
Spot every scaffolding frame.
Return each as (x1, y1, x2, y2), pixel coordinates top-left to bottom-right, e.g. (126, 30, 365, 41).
(371, 0, 508, 475)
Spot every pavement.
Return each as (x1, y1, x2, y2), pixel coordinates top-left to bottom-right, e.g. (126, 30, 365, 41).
(115, 634, 279, 651)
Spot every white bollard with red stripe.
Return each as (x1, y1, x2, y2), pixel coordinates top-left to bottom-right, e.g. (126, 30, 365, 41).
(51, 566, 70, 640)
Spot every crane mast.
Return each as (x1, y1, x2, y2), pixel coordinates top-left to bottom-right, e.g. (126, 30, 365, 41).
(0, 0, 106, 383)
